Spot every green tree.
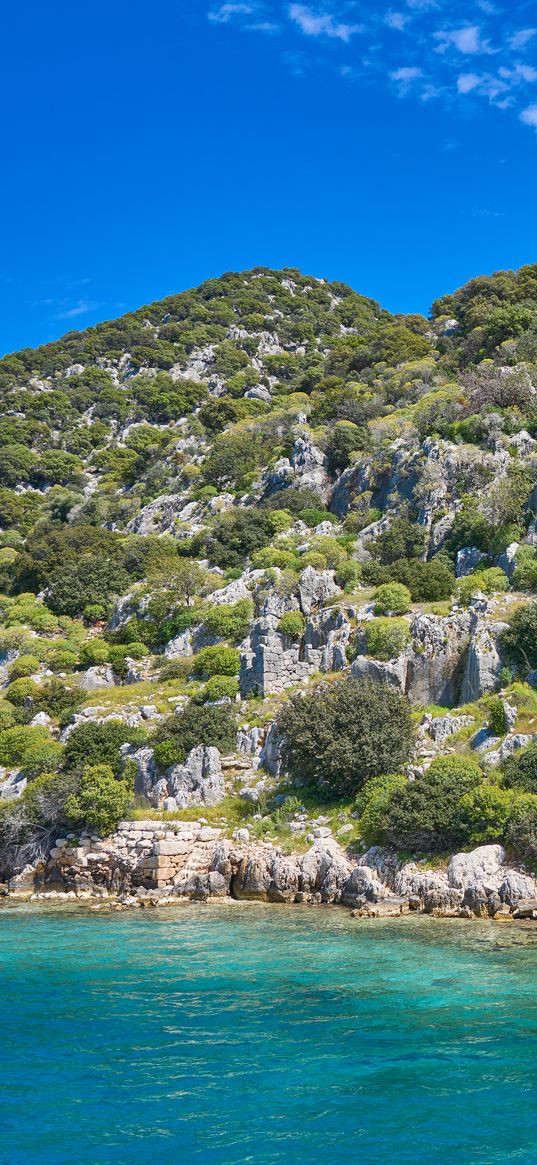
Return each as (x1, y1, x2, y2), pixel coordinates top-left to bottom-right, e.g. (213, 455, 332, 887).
(277, 676, 414, 798)
(65, 764, 133, 836)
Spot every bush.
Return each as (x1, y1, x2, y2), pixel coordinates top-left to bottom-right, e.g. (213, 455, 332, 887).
(200, 599, 253, 642)
(373, 582, 411, 615)
(5, 678, 40, 706)
(501, 603, 537, 672)
(488, 696, 508, 736)
(32, 678, 84, 726)
(501, 745, 537, 794)
(201, 675, 239, 702)
(356, 773, 407, 845)
(48, 649, 78, 673)
(65, 764, 133, 837)
(152, 702, 237, 768)
(364, 618, 411, 661)
(277, 676, 414, 798)
(190, 645, 240, 678)
(459, 784, 517, 846)
(382, 756, 482, 852)
(8, 654, 40, 680)
(389, 557, 455, 602)
(505, 794, 537, 862)
(278, 611, 306, 639)
(199, 509, 274, 569)
(63, 720, 146, 776)
(80, 639, 110, 666)
(370, 518, 426, 565)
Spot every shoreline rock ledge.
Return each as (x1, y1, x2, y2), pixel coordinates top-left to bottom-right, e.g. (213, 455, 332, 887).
(4, 827, 537, 920)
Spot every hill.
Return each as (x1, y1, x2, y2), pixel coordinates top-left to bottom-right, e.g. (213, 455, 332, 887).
(2, 263, 537, 910)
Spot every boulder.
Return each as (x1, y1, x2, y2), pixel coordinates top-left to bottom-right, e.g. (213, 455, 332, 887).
(456, 547, 487, 578)
(79, 666, 116, 691)
(167, 745, 224, 809)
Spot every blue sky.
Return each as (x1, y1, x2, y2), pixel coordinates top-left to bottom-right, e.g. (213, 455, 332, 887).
(1, 0, 536, 355)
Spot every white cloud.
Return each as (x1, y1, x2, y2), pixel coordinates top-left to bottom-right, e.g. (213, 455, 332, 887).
(521, 103, 537, 128)
(385, 11, 409, 31)
(208, 2, 254, 23)
(435, 26, 493, 55)
(288, 4, 362, 42)
(515, 64, 537, 83)
(509, 28, 537, 51)
(457, 72, 480, 93)
(56, 300, 98, 320)
(391, 65, 422, 93)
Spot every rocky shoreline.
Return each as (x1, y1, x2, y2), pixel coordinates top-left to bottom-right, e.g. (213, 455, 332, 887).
(4, 820, 537, 922)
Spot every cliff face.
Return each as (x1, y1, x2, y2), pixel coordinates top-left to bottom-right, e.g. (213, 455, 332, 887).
(1, 264, 537, 888)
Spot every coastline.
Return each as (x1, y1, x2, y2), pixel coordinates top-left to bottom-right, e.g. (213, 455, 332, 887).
(4, 816, 537, 922)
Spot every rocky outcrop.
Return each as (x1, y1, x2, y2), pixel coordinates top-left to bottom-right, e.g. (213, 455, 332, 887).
(127, 744, 224, 810)
(11, 832, 537, 922)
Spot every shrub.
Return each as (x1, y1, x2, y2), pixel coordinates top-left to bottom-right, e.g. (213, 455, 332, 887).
(152, 703, 237, 768)
(8, 654, 40, 680)
(299, 551, 328, 571)
(252, 547, 299, 570)
(488, 696, 508, 736)
(501, 603, 537, 672)
(65, 764, 133, 837)
(5, 678, 40, 706)
(199, 509, 274, 569)
(277, 676, 414, 798)
(501, 745, 537, 794)
(356, 773, 407, 845)
(373, 582, 411, 615)
(63, 720, 146, 776)
(369, 518, 426, 565)
(505, 794, 537, 862)
(382, 756, 482, 852)
(80, 639, 110, 666)
(364, 618, 411, 661)
(190, 645, 240, 678)
(48, 649, 78, 673)
(201, 675, 239, 702)
(32, 678, 84, 726)
(389, 557, 455, 602)
(335, 560, 361, 590)
(299, 509, 338, 529)
(512, 547, 537, 592)
(200, 599, 253, 642)
(278, 611, 306, 639)
(459, 784, 516, 846)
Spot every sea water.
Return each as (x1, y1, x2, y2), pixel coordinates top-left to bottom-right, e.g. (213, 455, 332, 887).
(2, 902, 537, 1165)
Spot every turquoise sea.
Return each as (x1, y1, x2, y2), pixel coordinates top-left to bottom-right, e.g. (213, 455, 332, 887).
(2, 903, 537, 1165)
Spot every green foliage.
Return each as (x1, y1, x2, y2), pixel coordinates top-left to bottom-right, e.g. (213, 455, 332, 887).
(370, 518, 426, 565)
(278, 610, 306, 639)
(355, 773, 407, 845)
(501, 745, 537, 794)
(200, 674, 239, 702)
(501, 603, 537, 672)
(200, 599, 254, 642)
(388, 557, 455, 602)
(152, 702, 237, 768)
(65, 764, 133, 837)
(382, 756, 482, 852)
(5, 677, 39, 706)
(373, 582, 411, 615)
(277, 676, 414, 798)
(190, 645, 240, 678)
(459, 784, 517, 846)
(364, 617, 411, 661)
(80, 639, 110, 666)
(8, 654, 40, 680)
(488, 696, 508, 736)
(63, 720, 145, 776)
(198, 509, 274, 569)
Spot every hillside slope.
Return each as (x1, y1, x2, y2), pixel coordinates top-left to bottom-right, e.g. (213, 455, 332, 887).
(2, 264, 537, 906)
